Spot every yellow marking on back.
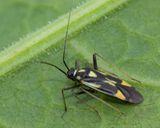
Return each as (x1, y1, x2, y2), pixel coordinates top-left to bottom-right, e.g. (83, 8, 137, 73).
(115, 90, 126, 100)
(78, 69, 85, 72)
(76, 76, 81, 80)
(104, 80, 116, 86)
(121, 80, 131, 87)
(88, 71, 97, 77)
(82, 81, 101, 88)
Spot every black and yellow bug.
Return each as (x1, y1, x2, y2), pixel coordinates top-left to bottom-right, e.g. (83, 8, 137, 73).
(40, 12, 143, 115)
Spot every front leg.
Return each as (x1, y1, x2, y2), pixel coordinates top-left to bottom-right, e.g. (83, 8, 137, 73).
(61, 85, 80, 117)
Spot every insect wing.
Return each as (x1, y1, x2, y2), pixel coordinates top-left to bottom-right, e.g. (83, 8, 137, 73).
(80, 73, 143, 104)
(115, 83, 143, 103)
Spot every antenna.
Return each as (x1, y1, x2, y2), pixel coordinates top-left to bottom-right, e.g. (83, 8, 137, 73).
(40, 10, 72, 74)
(63, 11, 71, 71)
(40, 61, 67, 76)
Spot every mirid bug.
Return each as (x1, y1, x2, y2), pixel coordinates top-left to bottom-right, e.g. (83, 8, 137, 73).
(40, 12, 143, 115)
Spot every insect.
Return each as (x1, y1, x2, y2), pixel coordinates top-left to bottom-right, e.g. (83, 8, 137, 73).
(40, 12, 143, 115)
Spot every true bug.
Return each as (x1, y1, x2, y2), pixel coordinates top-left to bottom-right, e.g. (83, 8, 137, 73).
(40, 12, 143, 115)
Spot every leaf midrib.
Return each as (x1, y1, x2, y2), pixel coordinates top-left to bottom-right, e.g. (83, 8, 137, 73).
(0, 0, 129, 77)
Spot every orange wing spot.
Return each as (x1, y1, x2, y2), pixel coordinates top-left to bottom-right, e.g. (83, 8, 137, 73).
(115, 90, 126, 100)
(121, 80, 131, 87)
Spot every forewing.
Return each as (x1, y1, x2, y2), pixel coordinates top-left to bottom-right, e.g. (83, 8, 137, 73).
(81, 75, 143, 103)
(77, 68, 143, 103)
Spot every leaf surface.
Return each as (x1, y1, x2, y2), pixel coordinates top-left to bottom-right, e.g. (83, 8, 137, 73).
(0, 0, 159, 128)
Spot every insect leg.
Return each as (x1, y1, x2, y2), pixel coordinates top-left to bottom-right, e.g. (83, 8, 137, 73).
(72, 89, 101, 119)
(80, 87, 123, 114)
(93, 53, 98, 70)
(93, 53, 117, 75)
(73, 89, 95, 95)
(61, 85, 80, 117)
(93, 53, 141, 83)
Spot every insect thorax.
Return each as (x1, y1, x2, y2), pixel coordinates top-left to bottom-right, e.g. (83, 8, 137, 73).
(67, 68, 78, 80)
(74, 68, 104, 81)
(67, 68, 96, 80)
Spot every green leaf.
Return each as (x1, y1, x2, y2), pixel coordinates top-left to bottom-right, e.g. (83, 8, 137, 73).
(0, 0, 159, 128)
(0, 0, 128, 76)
